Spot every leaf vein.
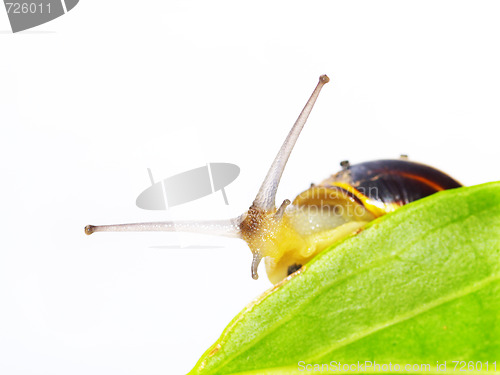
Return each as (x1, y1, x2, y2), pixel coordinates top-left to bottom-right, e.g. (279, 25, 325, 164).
(308, 274, 500, 361)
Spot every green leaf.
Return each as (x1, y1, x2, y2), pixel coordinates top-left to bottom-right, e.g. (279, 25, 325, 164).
(189, 182, 500, 375)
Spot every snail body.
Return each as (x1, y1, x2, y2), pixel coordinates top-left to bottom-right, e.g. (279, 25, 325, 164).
(86, 75, 461, 284)
(243, 158, 462, 283)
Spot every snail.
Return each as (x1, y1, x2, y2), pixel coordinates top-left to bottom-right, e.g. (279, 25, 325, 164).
(85, 75, 462, 284)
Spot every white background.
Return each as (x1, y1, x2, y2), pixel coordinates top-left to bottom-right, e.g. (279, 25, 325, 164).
(1, 1, 499, 374)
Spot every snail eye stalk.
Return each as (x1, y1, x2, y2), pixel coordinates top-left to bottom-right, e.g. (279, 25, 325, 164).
(84, 217, 243, 238)
(241, 75, 330, 280)
(252, 75, 330, 211)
